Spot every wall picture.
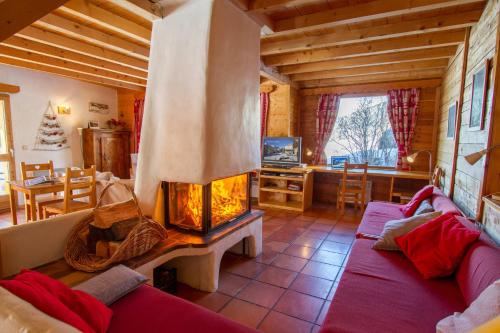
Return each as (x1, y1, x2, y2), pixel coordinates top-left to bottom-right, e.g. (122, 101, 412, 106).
(88, 120, 99, 129)
(446, 102, 457, 139)
(469, 59, 490, 130)
(89, 102, 110, 114)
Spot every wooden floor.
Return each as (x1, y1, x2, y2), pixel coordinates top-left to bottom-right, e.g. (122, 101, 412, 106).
(176, 204, 362, 333)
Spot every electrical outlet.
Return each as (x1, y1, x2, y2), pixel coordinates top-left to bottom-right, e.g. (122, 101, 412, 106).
(22, 145, 29, 150)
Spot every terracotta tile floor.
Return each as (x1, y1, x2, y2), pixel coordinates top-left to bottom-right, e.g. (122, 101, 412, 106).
(0, 204, 362, 332)
(175, 204, 363, 332)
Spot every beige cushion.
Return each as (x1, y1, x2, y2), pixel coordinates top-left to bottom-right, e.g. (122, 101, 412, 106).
(372, 211, 442, 251)
(0, 287, 80, 333)
(74, 265, 147, 305)
(413, 198, 434, 215)
(437, 279, 500, 333)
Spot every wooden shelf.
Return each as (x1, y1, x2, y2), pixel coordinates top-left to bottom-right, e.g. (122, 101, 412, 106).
(258, 167, 313, 212)
(260, 186, 303, 195)
(260, 175, 304, 181)
(258, 200, 303, 212)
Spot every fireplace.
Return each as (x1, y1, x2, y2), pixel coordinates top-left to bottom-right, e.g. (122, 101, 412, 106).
(162, 173, 251, 234)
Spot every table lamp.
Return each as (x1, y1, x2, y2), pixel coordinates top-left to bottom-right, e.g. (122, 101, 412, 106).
(404, 150, 432, 184)
(464, 144, 500, 165)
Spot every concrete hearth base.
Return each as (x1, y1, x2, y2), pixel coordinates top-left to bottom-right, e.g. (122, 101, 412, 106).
(135, 215, 262, 292)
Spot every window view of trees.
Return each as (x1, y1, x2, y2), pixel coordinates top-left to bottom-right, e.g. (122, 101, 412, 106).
(325, 96, 397, 167)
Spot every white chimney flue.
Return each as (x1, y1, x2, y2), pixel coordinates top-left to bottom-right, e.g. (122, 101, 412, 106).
(135, 0, 261, 216)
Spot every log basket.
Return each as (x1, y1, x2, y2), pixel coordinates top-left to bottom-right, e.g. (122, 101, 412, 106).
(64, 183, 167, 272)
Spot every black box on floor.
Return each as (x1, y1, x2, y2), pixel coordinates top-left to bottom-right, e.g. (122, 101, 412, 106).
(153, 265, 177, 294)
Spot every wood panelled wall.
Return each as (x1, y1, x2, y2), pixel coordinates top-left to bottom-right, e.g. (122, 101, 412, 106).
(117, 88, 145, 153)
(299, 87, 439, 172)
(436, 0, 499, 218)
(261, 82, 299, 137)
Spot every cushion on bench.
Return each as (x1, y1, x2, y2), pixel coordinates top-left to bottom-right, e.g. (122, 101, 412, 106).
(108, 285, 257, 333)
(455, 218, 500, 306)
(321, 239, 466, 333)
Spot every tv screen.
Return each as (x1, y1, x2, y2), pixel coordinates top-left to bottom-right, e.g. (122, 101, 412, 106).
(262, 137, 302, 165)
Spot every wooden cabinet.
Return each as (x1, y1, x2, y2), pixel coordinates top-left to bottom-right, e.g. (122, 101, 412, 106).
(82, 129, 131, 179)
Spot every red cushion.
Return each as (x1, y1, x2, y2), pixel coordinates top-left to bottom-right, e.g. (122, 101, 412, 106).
(0, 270, 112, 333)
(395, 213, 480, 279)
(108, 285, 258, 333)
(401, 185, 434, 217)
(320, 238, 466, 333)
(431, 187, 463, 216)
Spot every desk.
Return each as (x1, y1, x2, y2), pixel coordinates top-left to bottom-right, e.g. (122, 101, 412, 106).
(307, 166, 430, 204)
(8, 180, 64, 225)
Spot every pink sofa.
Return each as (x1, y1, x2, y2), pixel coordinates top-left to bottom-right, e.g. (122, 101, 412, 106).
(320, 188, 500, 333)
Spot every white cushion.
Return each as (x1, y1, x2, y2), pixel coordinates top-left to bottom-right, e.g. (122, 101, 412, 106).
(0, 287, 80, 333)
(437, 279, 500, 333)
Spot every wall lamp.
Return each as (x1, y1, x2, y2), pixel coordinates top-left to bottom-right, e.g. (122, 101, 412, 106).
(404, 150, 432, 184)
(464, 144, 500, 165)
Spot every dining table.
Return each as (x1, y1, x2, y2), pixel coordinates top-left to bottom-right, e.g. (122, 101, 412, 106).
(8, 179, 64, 225)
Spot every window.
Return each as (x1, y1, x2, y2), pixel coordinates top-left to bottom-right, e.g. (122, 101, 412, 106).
(324, 96, 397, 167)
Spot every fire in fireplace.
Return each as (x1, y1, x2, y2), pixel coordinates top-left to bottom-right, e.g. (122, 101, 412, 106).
(162, 173, 251, 234)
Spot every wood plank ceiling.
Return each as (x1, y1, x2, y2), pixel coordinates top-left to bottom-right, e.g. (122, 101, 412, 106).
(0, 0, 488, 91)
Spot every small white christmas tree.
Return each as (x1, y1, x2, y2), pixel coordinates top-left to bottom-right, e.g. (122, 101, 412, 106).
(33, 101, 70, 151)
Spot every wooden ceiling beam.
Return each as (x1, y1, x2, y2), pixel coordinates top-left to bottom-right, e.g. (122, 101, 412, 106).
(280, 46, 457, 74)
(273, 0, 485, 34)
(58, 0, 150, 45)
(261, 9, 482, 55)
(95, 0, 161, 22)
(263, 29, 466, 66)
(1, 35, 147, 79)
(291, 58, 449, 81)
(16, 26, 149, 71)
(0, 0, 69, 42)
(34, 13, 150, 60)
(300, 79, 443, 96)
(229, 0, 275, 33)
(0, 45, 147, 86)
(0, 82, 20, 93)
(0, 55, 145, 91)
(299, 68, 445, 88)
(260, 60, 291, 84)
(248, 0, 319, 12)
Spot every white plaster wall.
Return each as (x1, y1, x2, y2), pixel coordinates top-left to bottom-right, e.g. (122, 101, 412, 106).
(0, 64, 118, 176)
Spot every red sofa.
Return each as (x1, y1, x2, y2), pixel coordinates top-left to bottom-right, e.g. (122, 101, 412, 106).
(320, 188, 500, 333)
(108, 284, 257, 333)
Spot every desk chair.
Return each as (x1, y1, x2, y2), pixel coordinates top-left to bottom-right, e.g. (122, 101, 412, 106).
(337, 162, 368, 213)
(20, 161, 63, 220)
(43, 166, 96, 218)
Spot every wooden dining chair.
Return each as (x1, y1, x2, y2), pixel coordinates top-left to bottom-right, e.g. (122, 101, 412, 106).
(337, 162, 368, 213)
(43, 166, 97, 219)
(20, 161, 63, 220)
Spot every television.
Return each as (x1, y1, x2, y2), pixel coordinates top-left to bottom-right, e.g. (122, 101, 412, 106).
(262, 137, 302, 167)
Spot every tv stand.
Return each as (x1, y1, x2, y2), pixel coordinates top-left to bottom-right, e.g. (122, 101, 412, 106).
(258, 167, 313, 212)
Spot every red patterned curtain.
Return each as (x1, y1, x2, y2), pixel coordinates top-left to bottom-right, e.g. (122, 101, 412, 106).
(387, 88, 420, 170)
(312, 94, 340, 165)
(133, 98, 145, 153)
(260, 92, 270, 150)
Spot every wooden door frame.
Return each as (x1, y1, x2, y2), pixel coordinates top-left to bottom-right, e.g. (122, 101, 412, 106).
(0, 94, 17, 211)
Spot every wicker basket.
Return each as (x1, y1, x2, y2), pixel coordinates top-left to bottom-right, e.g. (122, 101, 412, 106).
(64, 183, 167, 272)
